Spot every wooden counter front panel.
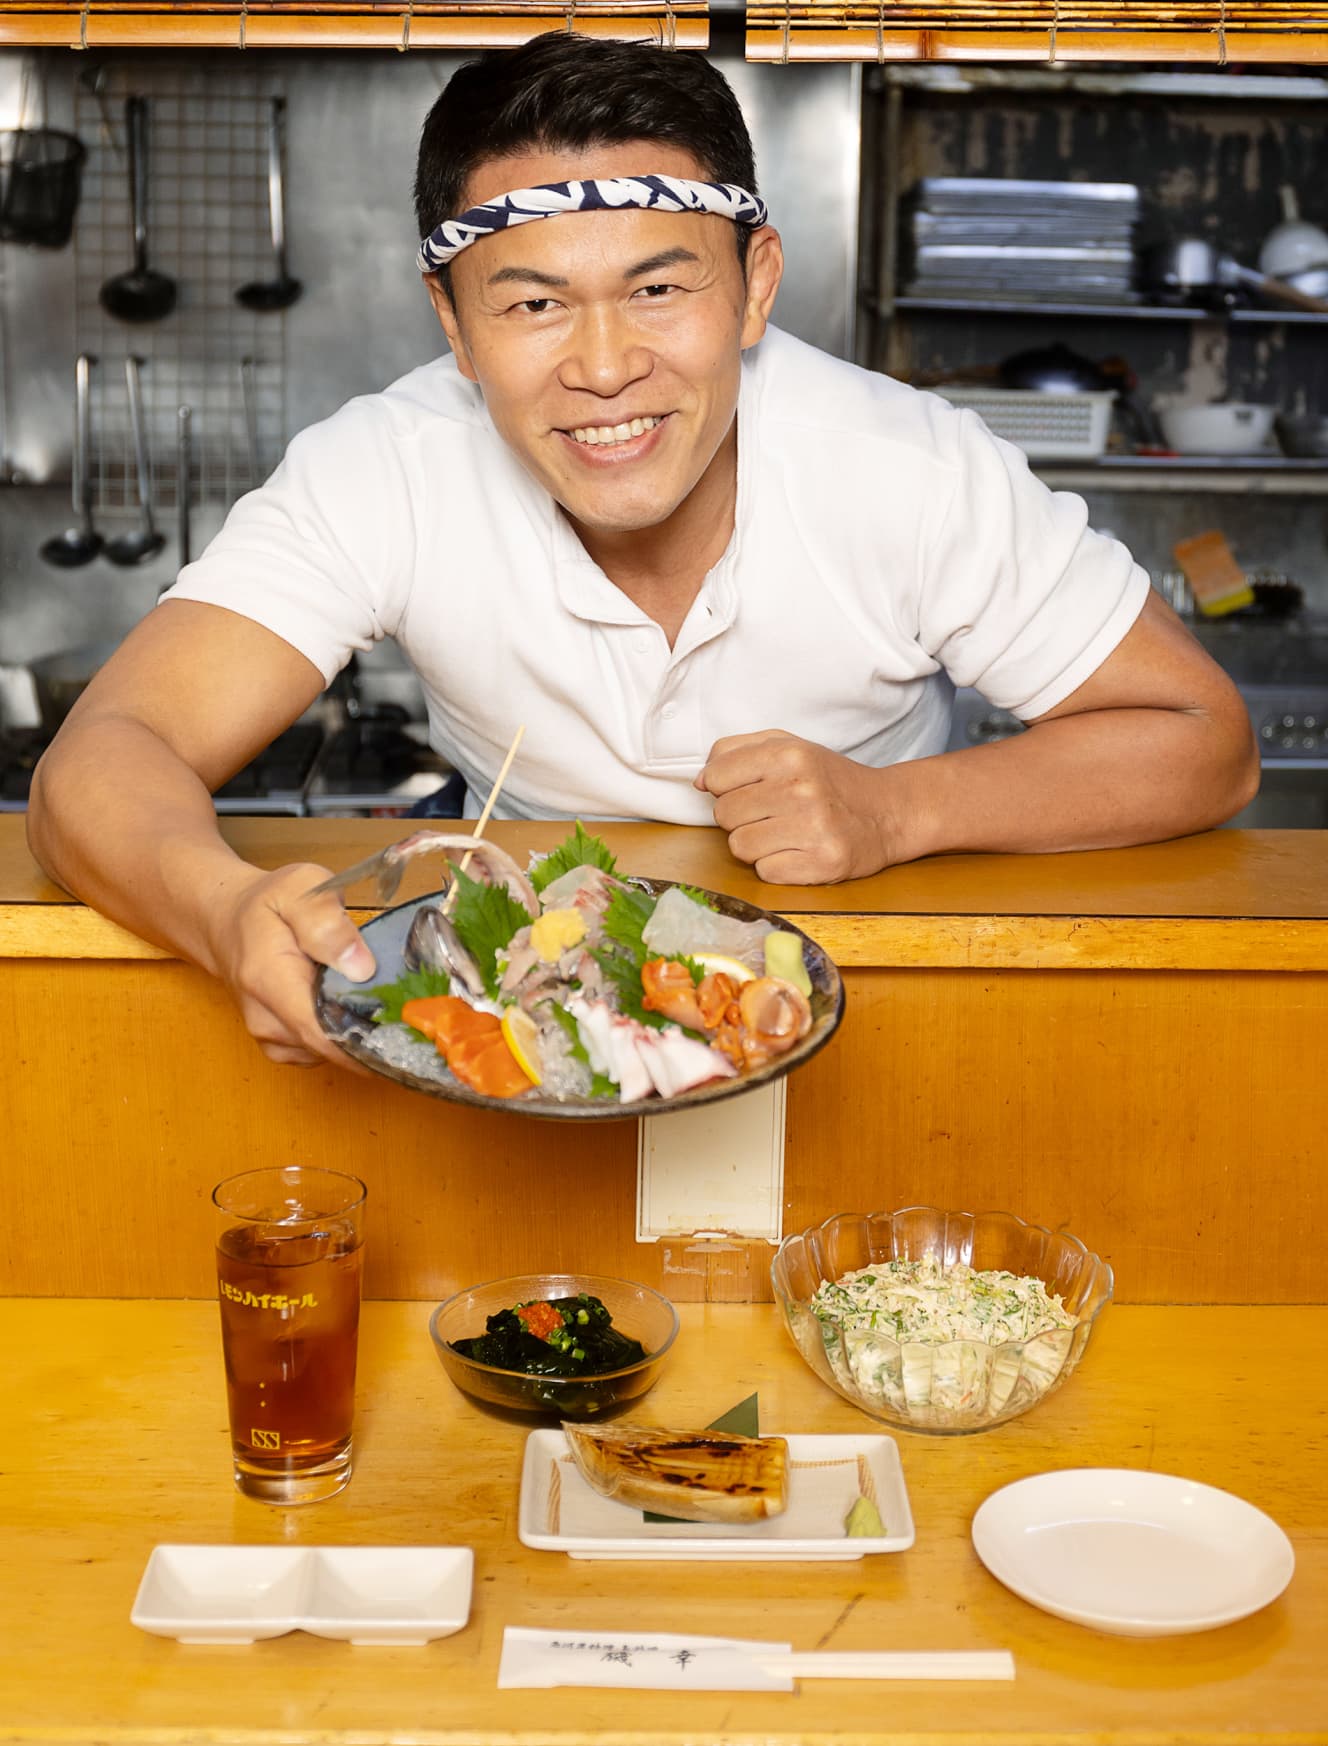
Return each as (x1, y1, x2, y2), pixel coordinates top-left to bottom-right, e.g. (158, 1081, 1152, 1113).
(5, 957, 1322, 1301)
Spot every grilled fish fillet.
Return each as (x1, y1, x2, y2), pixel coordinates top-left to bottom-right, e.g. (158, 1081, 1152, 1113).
(561, 1421, 788, 1523)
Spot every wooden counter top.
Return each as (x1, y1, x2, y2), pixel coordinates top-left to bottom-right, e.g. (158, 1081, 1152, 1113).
(1, 1299, 1322, 1746)
(4, 817, 1328, 969)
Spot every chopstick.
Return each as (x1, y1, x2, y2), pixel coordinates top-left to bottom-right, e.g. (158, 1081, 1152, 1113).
(438, 723, 525, 917)
(751, 1651, 1015, 1682)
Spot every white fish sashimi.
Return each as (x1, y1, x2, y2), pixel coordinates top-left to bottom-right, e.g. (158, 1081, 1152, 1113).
(641, 886, 775, 975)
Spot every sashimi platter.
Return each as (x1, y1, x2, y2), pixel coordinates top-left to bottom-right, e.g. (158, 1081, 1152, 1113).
(315, 824, 844, 1118)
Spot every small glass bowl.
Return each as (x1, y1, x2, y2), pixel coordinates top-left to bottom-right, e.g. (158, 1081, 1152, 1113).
(772, 1207, 1113, 1436)
(429, 1272, 679, 1421)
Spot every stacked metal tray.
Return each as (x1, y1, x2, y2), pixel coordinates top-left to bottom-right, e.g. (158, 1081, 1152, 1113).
(905, 178, 1141, 304)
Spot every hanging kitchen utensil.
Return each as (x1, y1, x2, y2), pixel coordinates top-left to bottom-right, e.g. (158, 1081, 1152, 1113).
(240, 356, 262, 486)
(106, 356, 165, 566)
(235, 98, 302, 313)
(0, 60, 86, 247)
(99, 97, 177, 324)
(40, 354, 103, 568)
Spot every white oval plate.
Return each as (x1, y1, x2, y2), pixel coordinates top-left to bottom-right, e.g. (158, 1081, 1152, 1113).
(971, 1468, 1294, 1637)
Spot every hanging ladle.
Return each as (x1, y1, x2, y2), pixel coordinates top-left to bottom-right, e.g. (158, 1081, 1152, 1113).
(99, 96, 177, 325)
(235, 97, 302, 313)
(106, 355, 166, 566)
(41, 353, 103, 568)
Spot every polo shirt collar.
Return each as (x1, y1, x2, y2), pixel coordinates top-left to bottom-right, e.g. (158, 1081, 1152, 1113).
(544, 361, 753, 643)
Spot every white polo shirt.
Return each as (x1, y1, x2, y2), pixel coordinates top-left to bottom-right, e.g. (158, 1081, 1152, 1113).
(164, 325, 1148, 822)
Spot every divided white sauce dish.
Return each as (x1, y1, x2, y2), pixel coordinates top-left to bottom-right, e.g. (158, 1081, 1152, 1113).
(131, 1544, 474, 1645)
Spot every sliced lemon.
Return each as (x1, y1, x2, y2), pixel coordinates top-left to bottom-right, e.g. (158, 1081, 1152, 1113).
(690, 950, 756, 984)
(500, 1007, 543, 1086)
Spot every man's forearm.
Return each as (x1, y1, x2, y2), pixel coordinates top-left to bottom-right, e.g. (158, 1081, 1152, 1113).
(27, 716, 267, 975)
(893, 703, 1260, 862)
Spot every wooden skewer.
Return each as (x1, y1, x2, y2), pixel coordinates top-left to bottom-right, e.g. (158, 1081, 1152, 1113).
(439, 723, 526, 916)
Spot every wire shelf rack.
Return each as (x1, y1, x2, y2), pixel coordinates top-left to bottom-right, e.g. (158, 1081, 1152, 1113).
(73, 62, 289, 516)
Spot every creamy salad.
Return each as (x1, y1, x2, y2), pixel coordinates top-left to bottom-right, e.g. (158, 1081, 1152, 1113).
(809, 1256, 1079, 1427)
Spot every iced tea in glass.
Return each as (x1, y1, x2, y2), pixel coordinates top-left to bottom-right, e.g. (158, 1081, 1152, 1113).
(213, 1166, 366, 1505)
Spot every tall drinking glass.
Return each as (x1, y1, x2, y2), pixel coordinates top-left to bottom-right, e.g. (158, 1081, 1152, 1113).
(213, 1166, 366, 1505)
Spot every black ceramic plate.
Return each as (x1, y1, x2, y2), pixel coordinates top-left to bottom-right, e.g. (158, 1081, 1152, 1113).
(315, 878, 844, 1121)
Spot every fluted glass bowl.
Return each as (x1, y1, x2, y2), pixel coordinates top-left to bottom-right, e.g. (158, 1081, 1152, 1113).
(772, 1208, 1113, 1435)
(429, 1271, 679, 1420)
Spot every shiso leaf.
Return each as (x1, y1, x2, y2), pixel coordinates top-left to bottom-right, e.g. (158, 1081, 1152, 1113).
(363, 965, 451, 1039)
(530, 822, 618, 895)
(448, 866, 532, 998)
(674, 884, 717, 911)
(588, 946, 672, 1031)
(601, 884, 656, 961)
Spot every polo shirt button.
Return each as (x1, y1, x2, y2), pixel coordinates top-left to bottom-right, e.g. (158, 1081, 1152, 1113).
(633, 636, 649, 653)
(661, 703, 677, 721)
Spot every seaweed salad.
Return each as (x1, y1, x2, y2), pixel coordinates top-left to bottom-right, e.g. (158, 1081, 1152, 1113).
(452, 1292, 646, 1377)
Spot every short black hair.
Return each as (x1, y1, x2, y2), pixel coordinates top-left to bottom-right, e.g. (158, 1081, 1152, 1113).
(413, 36, 759, 291)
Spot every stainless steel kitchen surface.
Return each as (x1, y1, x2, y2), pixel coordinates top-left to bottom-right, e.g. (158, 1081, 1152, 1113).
(948, 612, 1328, 829)
(0, 46, 858, 670)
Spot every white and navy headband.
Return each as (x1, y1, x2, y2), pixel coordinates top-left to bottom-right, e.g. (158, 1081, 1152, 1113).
(417, 174, 769, 273)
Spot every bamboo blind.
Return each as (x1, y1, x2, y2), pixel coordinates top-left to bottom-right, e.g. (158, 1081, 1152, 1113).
(746, 3, 1328, 63)
(0, 1, 707, 50)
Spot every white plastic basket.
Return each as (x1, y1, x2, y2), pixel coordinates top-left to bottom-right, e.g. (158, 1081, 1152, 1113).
(935, 387, 1115, 460)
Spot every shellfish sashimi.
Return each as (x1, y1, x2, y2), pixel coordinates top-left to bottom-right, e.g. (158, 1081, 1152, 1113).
(639, 958, 707, 1031)
(641, 961, 747, 1033)
(641, 885, 775, 974)
(713, 977, 813, 1071)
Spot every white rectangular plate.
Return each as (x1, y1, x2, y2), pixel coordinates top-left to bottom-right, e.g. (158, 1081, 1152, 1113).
(131, 1545, 473, 1645)
(518, 1431, 915, 1561)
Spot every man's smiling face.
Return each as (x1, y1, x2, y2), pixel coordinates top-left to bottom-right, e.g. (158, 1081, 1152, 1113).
(424, 141, 782, 541)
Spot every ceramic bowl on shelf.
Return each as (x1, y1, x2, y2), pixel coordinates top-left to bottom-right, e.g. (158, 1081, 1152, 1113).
(429, 1271, 679, 1420)
(1275, 413, 1328, 459)
(1156, 402, 1277, 455)
(772, 1207, 1113, 1436)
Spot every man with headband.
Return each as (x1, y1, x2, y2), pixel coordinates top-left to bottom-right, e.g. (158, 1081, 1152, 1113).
(29, 36, 1257, 1070)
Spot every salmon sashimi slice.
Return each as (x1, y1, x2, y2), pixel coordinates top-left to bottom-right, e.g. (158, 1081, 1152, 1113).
(401, 995, 497, 1054)
(400, 994, 530, 1097)
(432, 1000, 500, 1052)
(450, 1034, 534, 1099)
(447, 1022, 506, 1067)
(400, 994, 470, 1042)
